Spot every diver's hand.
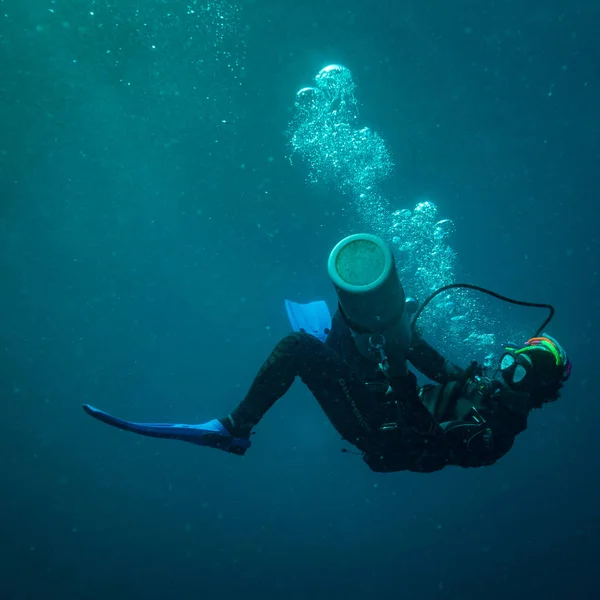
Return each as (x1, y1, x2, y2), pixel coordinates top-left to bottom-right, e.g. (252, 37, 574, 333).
(464, 360, 484, 379)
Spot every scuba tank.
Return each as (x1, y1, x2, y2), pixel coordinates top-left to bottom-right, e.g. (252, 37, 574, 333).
(328, 234, 412, 377)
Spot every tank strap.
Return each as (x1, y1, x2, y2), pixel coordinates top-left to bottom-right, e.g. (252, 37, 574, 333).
(338, 302, 405, 335)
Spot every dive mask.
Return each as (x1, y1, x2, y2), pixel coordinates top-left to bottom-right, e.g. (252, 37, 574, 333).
(499, 334, 571, 391)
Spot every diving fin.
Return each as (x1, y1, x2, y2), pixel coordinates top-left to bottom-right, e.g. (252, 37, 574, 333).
(82, 404, 250, 455)
(285, 299, 332, 342)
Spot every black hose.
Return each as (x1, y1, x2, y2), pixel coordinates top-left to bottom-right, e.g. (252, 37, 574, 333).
(410, 283, 555, 339)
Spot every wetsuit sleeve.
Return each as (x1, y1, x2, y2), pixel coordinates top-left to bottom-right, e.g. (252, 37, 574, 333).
(408, 334, 465, 384)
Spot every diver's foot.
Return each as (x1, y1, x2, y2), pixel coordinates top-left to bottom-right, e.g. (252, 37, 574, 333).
(219, 415, 253, 447)
(218, 415, 252, 456)
(195, 419, 251, 455)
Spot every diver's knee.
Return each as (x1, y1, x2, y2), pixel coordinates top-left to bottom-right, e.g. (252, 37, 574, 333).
(284, 330, 319, 345)
(273, 332, 320, 357)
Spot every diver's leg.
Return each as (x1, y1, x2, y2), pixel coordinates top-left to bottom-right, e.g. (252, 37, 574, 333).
(225, 332, 382, 448)
(83, 332, 380, 456)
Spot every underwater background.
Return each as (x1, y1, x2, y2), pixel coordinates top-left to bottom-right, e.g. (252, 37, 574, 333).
(1, 0, 599, 598)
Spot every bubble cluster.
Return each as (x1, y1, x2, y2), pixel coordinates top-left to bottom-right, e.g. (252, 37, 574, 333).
(289, 65, 393, 198)
(393, 202, 505, 360)
(289, 65, 499, 363)
(393, 203, 504, 360)
(389, 201, 456, 296)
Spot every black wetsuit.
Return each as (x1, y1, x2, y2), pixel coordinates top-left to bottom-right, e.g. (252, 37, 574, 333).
(228, 311, 530, 472)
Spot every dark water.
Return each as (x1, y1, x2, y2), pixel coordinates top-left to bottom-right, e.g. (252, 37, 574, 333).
(1, 1, 599, 599)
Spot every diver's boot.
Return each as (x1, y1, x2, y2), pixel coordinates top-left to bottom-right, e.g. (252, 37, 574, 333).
(219, 414, 253, 439)
(82, 405, 251, 455)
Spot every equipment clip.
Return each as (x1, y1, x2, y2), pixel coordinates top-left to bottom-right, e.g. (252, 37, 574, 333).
(369, 334, 390, 374)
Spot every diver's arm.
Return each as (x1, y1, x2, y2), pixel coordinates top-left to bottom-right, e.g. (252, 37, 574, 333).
(403, 411, 521, 473)
(439, 405, 527, 468)
(408, 334, 465, 384)
(384, 373, 523, 472)
(400, 376, 529, 471)
(387, 371, 441, 435)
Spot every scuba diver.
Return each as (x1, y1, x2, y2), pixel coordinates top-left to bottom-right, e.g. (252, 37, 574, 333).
(83, 234, 571, 473)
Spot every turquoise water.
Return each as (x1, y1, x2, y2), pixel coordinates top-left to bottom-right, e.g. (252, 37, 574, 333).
(1, 2, 598, 599)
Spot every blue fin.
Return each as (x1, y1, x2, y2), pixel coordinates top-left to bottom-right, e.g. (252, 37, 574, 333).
(285, 299, 332, 342)
(82, 405, 250, 454)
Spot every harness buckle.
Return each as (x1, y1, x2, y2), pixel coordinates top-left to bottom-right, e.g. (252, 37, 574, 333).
(379, 422, 399, 432)
(369, 334, 390, 374)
